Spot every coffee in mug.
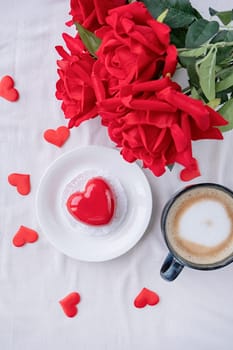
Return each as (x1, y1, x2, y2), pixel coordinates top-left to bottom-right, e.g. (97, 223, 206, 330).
(160, 183, 233, 281)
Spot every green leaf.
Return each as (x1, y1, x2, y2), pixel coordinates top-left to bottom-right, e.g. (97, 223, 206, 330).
(157, 9, 169, 22)
(75, 22, 101, 57)
(179, 46, 207, 58)
(209, 8, 233, 25)
(186, 62, 200, 88)
(185, 19, 219, 48)
(211, 30, 233, 44)
(165, 7, 198, 28)
(196, 47, 217, 101)
(138, 0, 166, 20)
(219, 99, 233, 132)
(179, 56, 200, 88)
(216, 66, 233, 80)
(209, 7, 218, 16)
(207, 98, 221, 109)
(216, 46, 233, 66)
(216, 90, 231, 104)
(218, 12, 232, 25)
(211, 31, 233, 66)
(167, 163, 174, 171)
(191, 86, 201, 100)
(216, 72, 233, 92)
(139, 0, 202, 28)
(170, 28, 187, 48)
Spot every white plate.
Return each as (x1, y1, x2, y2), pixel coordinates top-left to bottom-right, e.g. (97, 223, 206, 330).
(35, 145, 152, 262)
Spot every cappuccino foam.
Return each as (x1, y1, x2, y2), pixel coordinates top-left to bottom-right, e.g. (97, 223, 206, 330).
(165, 186, 233, 265)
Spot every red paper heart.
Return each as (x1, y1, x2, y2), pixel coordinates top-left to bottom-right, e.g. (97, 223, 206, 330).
(0, 75, 19, 101)
(66, 177, 115, 226)
(43, 126, 70, 147)
(134, 288, 160, 308)
(59, 292, 81, 318)
(12, 225, 39, 247)
(8, 173, 31, 195)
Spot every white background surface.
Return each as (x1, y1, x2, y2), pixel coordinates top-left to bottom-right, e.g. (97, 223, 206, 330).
(0, 0, 233, 349)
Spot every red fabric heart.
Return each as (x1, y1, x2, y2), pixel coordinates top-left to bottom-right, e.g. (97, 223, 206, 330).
(43, 126, 70, 147)
(8, 173, 31, 195)
(12, 225, 39, 247)
(134, 288, 160, 308)
(66, 177, 115, 225)
(59, 292, 81, 318)
(0, 75, 19, 101)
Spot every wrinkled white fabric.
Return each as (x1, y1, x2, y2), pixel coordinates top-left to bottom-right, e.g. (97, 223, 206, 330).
(0, 0, 233, 349)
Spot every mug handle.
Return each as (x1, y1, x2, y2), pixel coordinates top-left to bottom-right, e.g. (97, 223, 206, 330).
(160, 253, 184, 281)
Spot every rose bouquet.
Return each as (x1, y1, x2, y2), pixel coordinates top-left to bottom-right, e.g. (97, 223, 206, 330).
(55, 0, 233, 181)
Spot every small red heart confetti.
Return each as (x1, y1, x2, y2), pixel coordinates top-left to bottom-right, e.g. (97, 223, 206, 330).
(12, 225, 39, 247)
(0, 75, 19, 102)
(59, 292, 81, 318)
(134, 288, 160, 308)
(43, 126, 70, 147)
(8, 173, 31, 195)
(66, 177, 115, 225)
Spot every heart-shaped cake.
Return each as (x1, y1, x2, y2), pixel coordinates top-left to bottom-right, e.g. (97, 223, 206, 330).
(66, 177, 115, 226)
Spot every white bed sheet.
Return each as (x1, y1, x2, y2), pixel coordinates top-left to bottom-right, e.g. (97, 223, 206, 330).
(0, 0, 233, 349)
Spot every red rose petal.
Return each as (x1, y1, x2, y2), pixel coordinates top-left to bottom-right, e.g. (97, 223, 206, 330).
(59, 292, 81, 318)
(163, 44, 178, 76)
(134, 288, 160, 308)
(180, 160, 201, 181)
(43, 126, 70, 147)
(8, 173, 31, 195)
(12, 226, 39, 247)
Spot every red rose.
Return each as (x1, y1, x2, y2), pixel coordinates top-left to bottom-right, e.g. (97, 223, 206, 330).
(66, 0, 127, 31)
(92, 2, 177, 100)
(56, 33, 98, 128)
(97, 77, 227, 179)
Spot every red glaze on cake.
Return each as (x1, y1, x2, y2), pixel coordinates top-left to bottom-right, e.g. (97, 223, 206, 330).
(66, 177, 115, 226)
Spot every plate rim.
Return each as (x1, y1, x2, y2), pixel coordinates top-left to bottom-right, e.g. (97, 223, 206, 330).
(35, 145, 152, 262)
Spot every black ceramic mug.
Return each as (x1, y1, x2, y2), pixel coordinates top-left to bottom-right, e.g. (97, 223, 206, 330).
(160, 183, 233, 281)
